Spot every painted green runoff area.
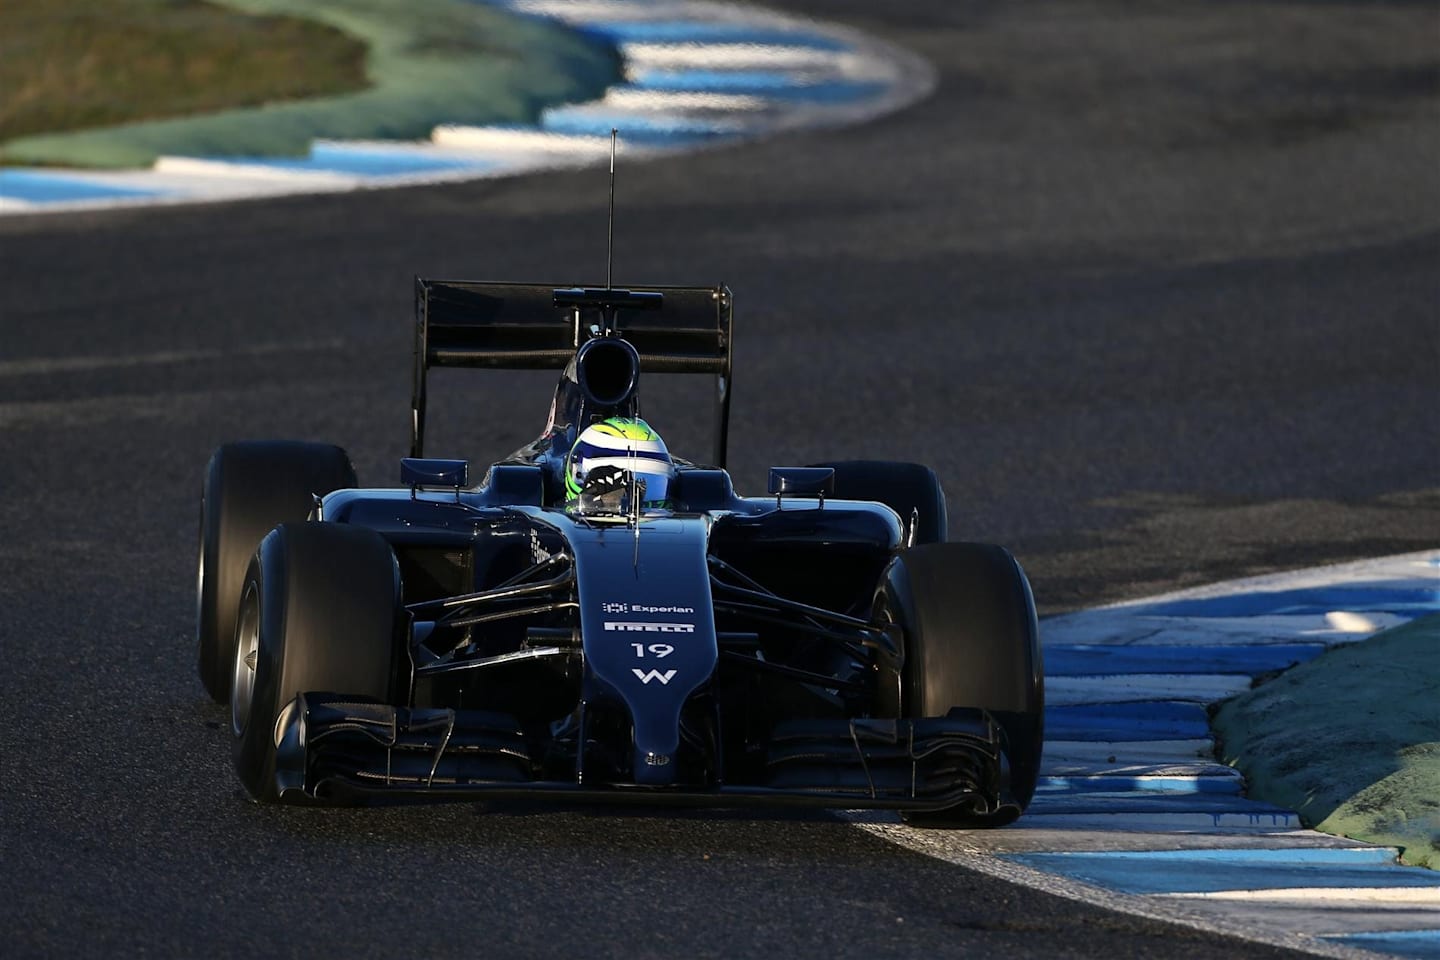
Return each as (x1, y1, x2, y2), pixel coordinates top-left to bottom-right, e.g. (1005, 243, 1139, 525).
(1214, 614, 1440, 868)
(1, 0, 621, 169)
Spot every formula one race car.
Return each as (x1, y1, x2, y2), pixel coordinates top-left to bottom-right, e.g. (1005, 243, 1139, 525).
(196, 279, 1043, 825)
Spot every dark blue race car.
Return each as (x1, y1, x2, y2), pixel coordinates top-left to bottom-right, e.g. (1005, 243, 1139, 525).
(195, 280, 1043, 825)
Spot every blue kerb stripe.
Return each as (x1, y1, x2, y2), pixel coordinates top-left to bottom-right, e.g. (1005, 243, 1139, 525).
(541, 112, 738, 141)
(1004, 849, 1438, 895)
(1133, 582, 1439, 618)
(1038, 775, 1241, 795)
(0, 170, 157, 202)
(1323, 930, 1440, 960)
(628, 70, 885, 103)
(1046, 701, 1211, 741)
(629, 68, 803, 91)
(575, 21, 850, 51)
(310, 144, 496, 173)
(1028, 794, 1296, 817)
(1044, 643, 1325, 676)
(195, 146, 490, 177)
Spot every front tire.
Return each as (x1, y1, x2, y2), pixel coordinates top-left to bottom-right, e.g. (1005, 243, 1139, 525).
(884, 542, 1043, 827)
(196, 441, 356, 703)
(231, 522, 403, 804)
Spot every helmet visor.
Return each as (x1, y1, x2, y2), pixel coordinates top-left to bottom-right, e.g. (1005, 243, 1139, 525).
(573, 461, 674, 516)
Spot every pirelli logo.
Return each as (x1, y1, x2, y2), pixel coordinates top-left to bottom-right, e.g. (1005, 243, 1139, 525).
(603, 621, 695, 633)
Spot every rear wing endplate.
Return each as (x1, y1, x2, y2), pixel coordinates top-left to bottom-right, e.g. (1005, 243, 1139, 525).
(412, 278, 733, 465)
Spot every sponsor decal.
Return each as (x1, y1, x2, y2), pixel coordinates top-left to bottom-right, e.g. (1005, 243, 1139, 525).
(600, 601, 695, 615)
(529, 529, 551, 566)
(605, 621, 695, 633)
(633, 669, 678, 685)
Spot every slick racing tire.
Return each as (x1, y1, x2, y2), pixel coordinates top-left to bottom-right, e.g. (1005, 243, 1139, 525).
(885, 542, 1043, 827)
(231, 523, 403, 804)
(196, 441, 357, 703)
(810, 461, 947, 545)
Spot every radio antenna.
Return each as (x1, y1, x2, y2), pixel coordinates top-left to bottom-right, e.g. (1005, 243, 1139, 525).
(606, 128, 617, 290)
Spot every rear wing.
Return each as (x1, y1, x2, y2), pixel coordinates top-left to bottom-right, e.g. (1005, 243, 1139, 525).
(412, 278, 734, 465)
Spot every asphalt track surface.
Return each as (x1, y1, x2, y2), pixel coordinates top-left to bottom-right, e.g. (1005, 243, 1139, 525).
(1, 2, 1437, 957)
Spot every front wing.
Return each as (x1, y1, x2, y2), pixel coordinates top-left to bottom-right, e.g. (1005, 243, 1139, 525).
(273, 694, 1015, 815)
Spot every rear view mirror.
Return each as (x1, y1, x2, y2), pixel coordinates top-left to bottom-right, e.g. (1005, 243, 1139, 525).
(401, 458, 469, 490)
(768, 467, 835, 499)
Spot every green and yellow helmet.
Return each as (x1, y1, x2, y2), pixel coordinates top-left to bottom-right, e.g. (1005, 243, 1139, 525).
(565, 417, 675, 514)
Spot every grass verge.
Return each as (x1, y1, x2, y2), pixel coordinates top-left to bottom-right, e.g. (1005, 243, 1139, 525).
(0, 0, 369, 144)
(1213, 613, 1440, 868)
(1, 0, 621, 169)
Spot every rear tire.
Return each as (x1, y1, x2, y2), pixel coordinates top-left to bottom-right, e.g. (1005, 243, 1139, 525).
(884, 542, 1043, 827)
(231, 523, 403, 804)
(811, 460, 947, 544)
(196, 441, 356, 703)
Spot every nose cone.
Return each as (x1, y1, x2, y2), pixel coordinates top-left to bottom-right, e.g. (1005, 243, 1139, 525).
(565, 515, 718, 785)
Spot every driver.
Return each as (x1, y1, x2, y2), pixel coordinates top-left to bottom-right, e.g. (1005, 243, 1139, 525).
(564, 417, 676, 516)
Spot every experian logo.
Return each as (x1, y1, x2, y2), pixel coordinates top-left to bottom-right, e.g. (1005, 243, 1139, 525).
(604, 622, 696, 633)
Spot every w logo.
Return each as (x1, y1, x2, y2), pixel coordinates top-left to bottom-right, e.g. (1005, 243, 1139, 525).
(632, 668, 677, 685)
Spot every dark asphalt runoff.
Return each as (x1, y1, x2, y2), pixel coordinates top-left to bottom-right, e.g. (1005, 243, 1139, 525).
(1, 1, 1436, 957)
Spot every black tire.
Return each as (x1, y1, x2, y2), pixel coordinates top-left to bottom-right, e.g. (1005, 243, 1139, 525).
(811, 461, 947, 544)
(884, 542, 1043, 827)
(231, 522, 403, 804)
(196, 441, 357, 703)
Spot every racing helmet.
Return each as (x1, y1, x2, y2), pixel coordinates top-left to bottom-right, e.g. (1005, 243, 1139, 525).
(565, 417, 675, 516)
